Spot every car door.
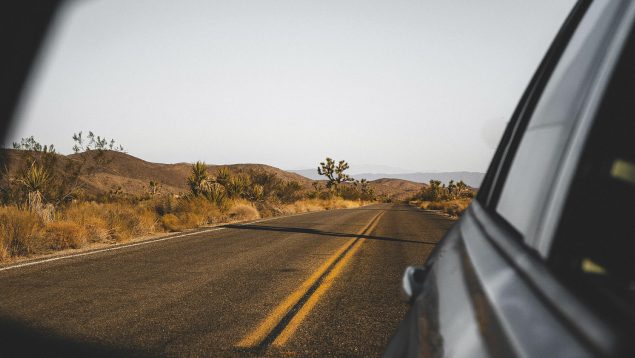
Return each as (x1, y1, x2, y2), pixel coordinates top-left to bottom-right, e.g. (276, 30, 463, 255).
(384, 1, 635, 356)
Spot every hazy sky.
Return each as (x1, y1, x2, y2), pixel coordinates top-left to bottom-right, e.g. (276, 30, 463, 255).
(9, 0, 575, 172)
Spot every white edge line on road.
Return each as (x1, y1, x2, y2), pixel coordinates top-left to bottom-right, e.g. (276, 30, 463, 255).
(0, 228, 226, 273)
(0, 205, 374, 273)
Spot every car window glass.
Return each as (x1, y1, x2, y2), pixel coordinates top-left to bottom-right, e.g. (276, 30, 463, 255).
(496, 126, 567, 236)
(496, 0, 617, 240)
(549, 52, 635, 325)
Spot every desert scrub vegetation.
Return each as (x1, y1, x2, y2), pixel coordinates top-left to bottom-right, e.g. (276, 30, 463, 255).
(411, 180, 475, 218)
(0, 206, 43, 259)
(0, 139, 373, 261)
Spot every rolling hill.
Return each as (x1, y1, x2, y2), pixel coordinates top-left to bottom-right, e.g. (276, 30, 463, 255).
(1, 150, 425, 201)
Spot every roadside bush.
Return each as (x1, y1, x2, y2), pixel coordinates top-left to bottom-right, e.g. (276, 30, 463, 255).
(83, 216, 110, 243)
(178, 212, 205, 228)
(62, 202, 108, 242)
(277, 198, 363, 215)
(228, 200, 260, 221)
(105, 204, 156, 242)
(162, 213, 183, 232)
(152, 195, 178, 216)
(43, 221, 87, 250)
(282, 199, 325, 214)
(176, 196, 223, 224)
(0, 206, 43, 259)
(321, 197, 362, 210)
(419, 198, 471, 218)
(63, 202, 158, 242)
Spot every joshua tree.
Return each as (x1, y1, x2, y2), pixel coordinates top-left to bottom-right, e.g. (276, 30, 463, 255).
(447, 180, 457, 199)
(317, 157, 354, 194)
(216, 167, 231, 187)
(249, 184, 265, 202)
(249, 170, 280, 198)
(226, 175, 249, 199)
(426, 180, 443, 201)
(72, 131, 124, 153)
(359, 178, 375, 201)
(187, 161, 210, 197)
(206, 182, 227, 206)
(456, 180, 469, 198)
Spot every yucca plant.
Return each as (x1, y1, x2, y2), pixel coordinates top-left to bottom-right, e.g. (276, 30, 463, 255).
(18, 162, 50, 194)
(216, 167, 231, 187)
(206, 183, 227, 207)
(226, 176, 247, 199)
(249, 184, 265, 202)
(187, 161, 209, 197)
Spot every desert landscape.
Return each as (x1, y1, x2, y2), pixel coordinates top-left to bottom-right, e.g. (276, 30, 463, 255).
(0, 134, 474, 262)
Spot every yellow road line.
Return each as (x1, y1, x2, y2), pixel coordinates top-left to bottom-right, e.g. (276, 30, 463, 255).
(272, 211, 384, 346)
(237, 211, 385, 348)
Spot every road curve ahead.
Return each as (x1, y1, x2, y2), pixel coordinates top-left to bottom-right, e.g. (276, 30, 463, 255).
(0, 203, 454, 357)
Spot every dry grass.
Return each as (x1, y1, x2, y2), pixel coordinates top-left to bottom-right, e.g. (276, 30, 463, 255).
(322, 198, 365, 210)
(278, 198, 364, 215)
(160, 197, 223, 231)
(0, 206, 43, 259)
(228, 200, 260, 221)
(43, 221, 87, 250)
(175, 197, 223, 225)
(161, 213, 184, 232)
(0, 195, 372, 261)
(280, 199, 325, 214)
(419, 198, 472, 218)
(62, 202, 158, 242)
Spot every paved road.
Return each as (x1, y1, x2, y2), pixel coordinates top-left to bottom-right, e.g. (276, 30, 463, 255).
(0, 203, 453, 357)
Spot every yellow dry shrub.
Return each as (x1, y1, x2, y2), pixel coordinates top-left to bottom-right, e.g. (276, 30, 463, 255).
(158, 197, 223, 232)
(62, 202, 158, 242)
(178, 212, 205, 228)
(161, 213, 203, 232)
(161, 213, 183, 232)
(320, 198, 362, 210)
(61, 202, 109, 242)
(43, 221, 87, 250)
(83, 216, 110, 243)
(281, 199, 326, 214)
(107, 205, 154, 239)
(0, 206, 43, 260)
(228, 200, 260, 221)
(420, 199, 471, 217)
(176, 197, 222, 224)
(136, 207, 159, 233)
(275, 198, 363, 215)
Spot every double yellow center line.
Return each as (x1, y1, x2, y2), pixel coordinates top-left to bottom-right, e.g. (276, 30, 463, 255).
(237, 210, 385, 350)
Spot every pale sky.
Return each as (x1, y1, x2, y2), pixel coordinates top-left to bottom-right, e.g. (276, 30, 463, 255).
(8, 0, 575, 172)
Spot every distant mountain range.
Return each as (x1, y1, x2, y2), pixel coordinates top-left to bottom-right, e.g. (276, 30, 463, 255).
(290, 169, 484, 188)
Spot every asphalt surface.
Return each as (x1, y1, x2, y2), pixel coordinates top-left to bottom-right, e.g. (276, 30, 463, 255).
(0, 203, 454, 357)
